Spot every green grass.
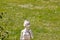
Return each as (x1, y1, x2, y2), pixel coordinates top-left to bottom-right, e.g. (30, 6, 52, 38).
(0, 0, 60, 40)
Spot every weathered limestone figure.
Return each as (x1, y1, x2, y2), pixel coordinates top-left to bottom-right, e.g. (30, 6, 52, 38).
(20, 20, 33, 40)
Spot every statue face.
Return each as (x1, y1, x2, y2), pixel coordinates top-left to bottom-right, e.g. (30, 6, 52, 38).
(23, 20, 30, 27)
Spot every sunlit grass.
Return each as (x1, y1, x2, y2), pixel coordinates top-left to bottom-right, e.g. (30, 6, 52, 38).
(0, 0, 60, 40)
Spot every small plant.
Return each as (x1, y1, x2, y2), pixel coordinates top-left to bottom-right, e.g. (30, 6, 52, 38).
(0, 26, 9, 40)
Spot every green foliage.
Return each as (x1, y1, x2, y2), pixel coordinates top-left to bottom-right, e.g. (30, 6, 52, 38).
(0, 0, 60, 40)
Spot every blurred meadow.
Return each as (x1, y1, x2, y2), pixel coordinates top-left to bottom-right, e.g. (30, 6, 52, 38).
(0, 0, 60, 40)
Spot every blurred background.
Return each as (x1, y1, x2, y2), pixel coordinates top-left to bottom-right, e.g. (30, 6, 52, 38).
(0, 0, 60, 40)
